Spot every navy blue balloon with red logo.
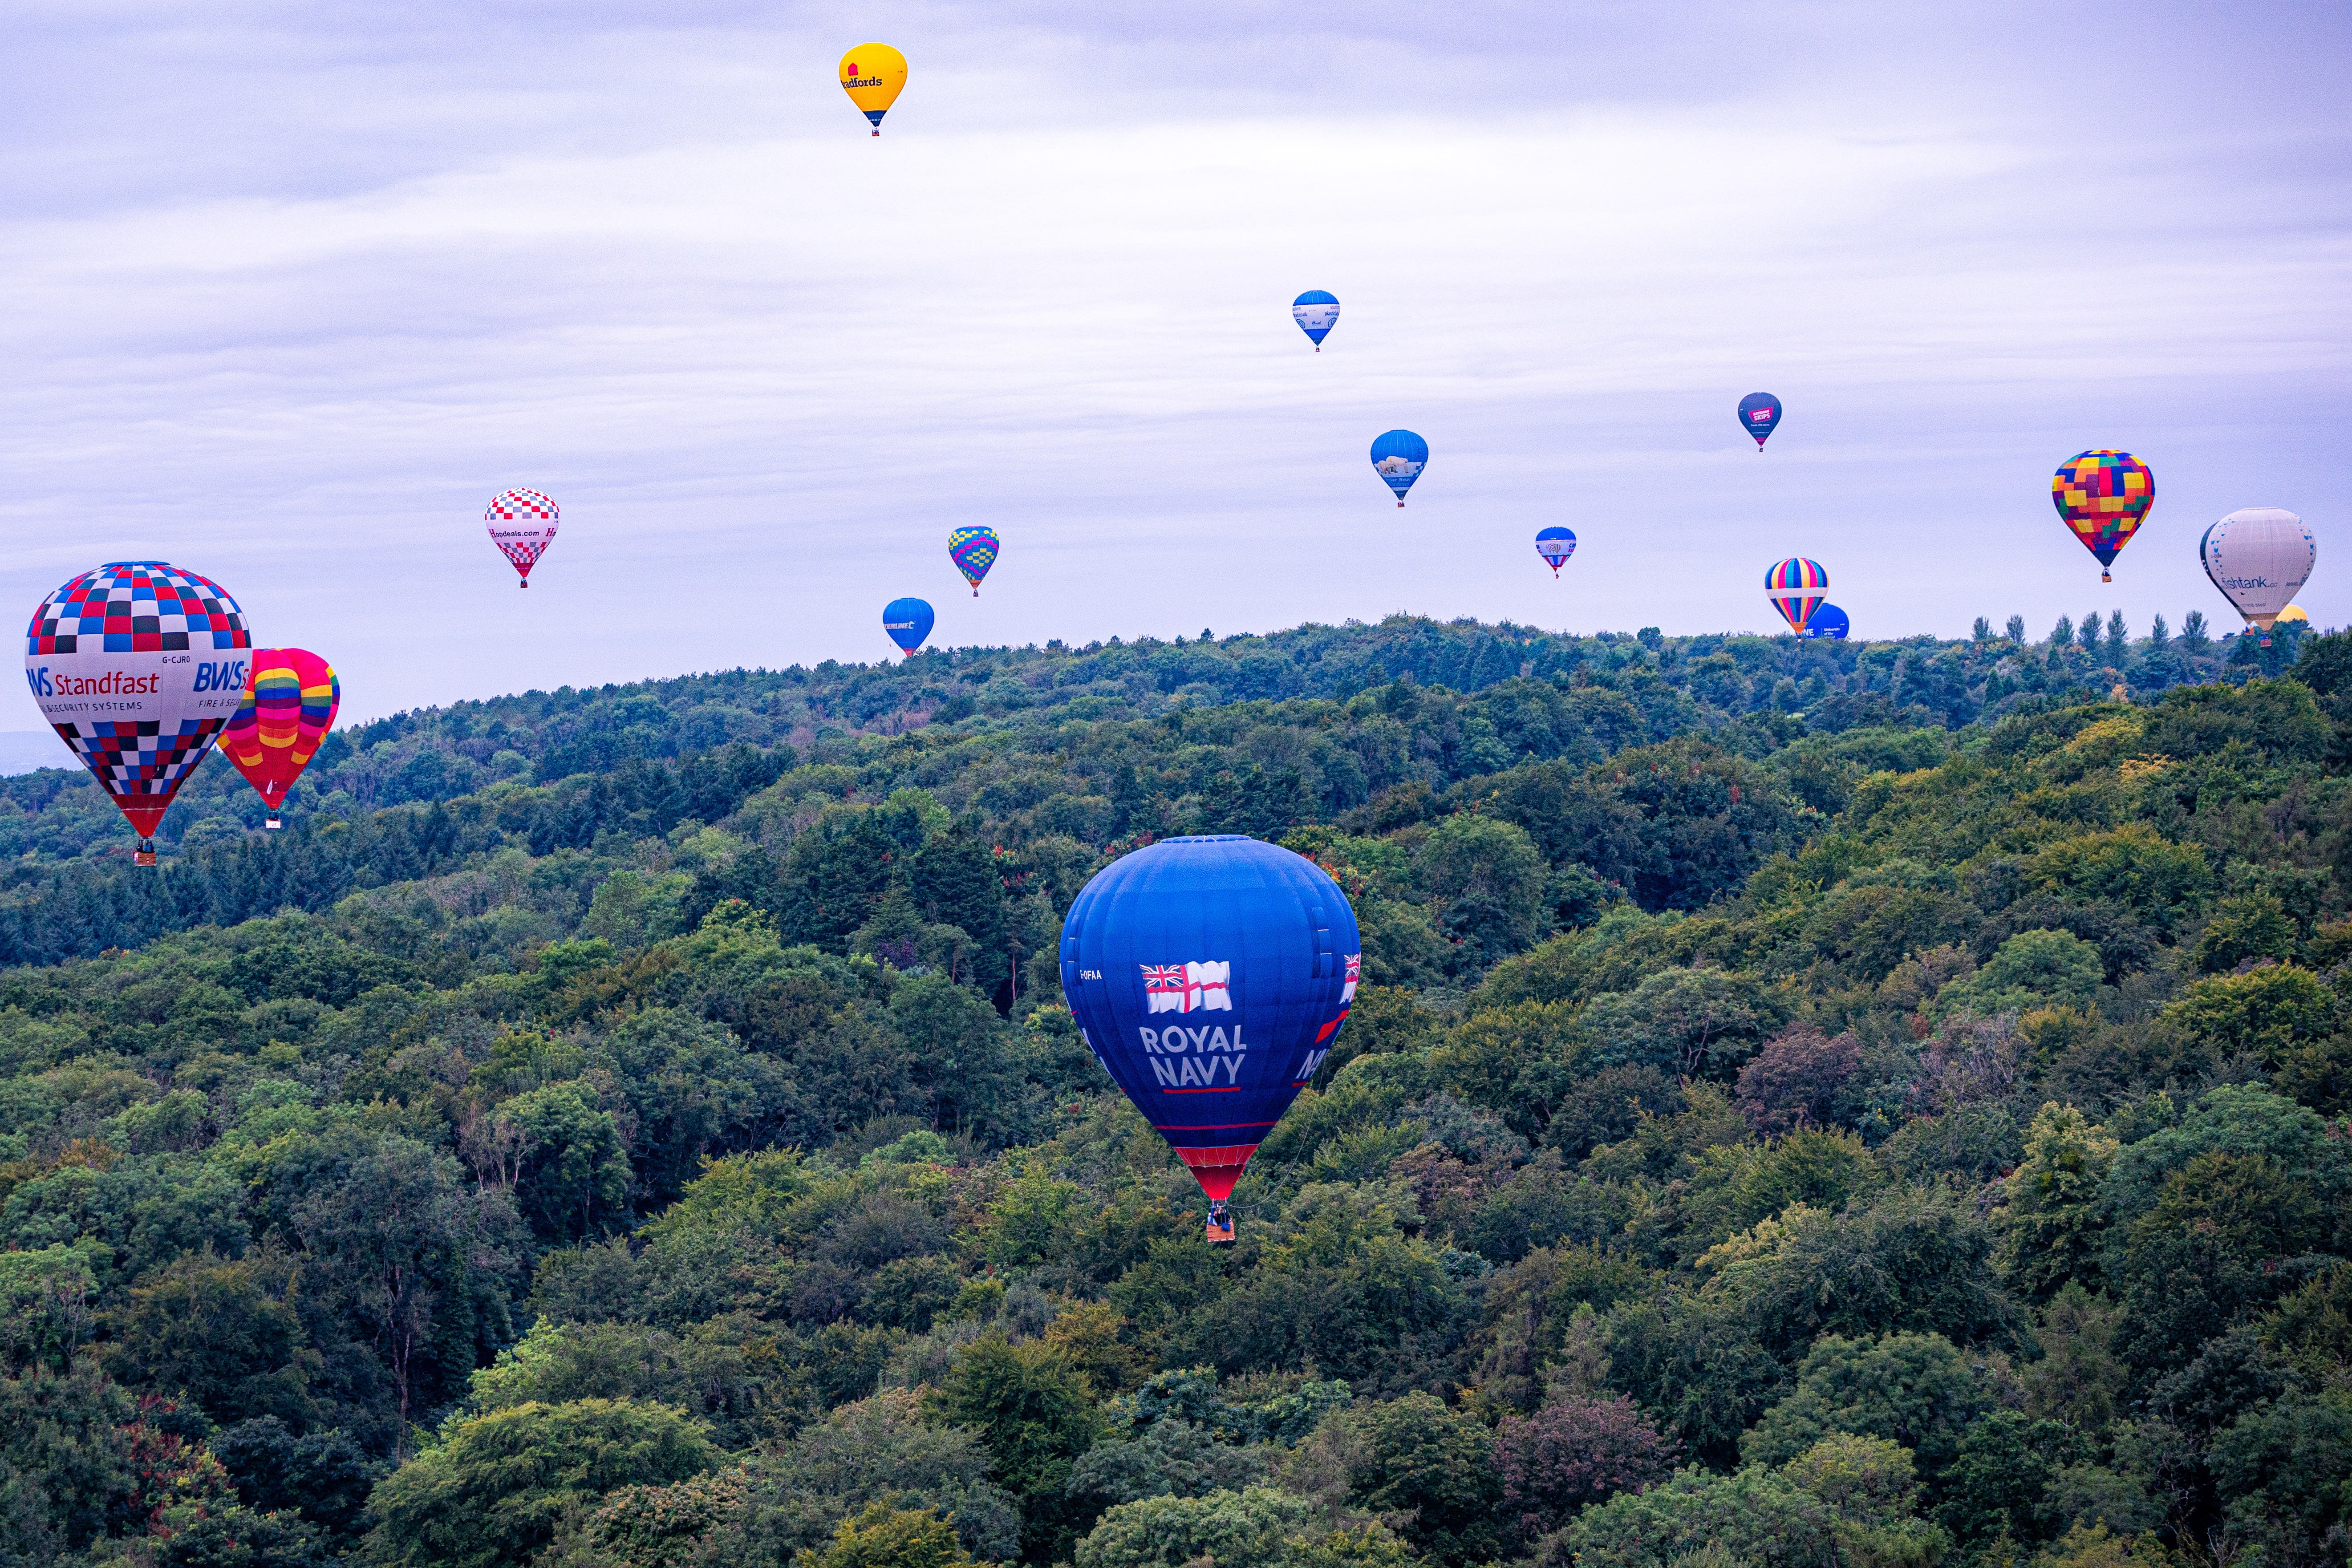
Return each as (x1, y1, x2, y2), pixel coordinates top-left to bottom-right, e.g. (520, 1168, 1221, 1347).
(1059, 835, 1360, 1238)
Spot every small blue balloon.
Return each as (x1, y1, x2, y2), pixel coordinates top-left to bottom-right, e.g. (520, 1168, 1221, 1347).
(1293, 290, 1339, 348)
(1370, 429, 1427, 506)
(1738, 392, 1782, 450)
(1801, 604, 1849, 640)
(1060, 835, 1360, 1234)
(1536, 527, 1576, 575)
(883, 596, 934, 656)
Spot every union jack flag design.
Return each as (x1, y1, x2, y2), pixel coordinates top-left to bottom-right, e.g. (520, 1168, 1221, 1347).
(1142, 960, 1232, 1013)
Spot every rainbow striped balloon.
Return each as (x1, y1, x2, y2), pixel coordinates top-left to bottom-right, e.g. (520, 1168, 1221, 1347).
(949, 527, 999, 596)
(1765, 557, 1828, 635)
(223, 648, 341, 827)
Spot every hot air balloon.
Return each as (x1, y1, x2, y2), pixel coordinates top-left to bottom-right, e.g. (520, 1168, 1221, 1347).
(1371, 429, 1427, 507)
(223, 649, 340, 829)
(1059, 835, 1360, 1243)
(883, 597, 934, 656)
(1766, 557, 1828, 635)
(24, 561, 251, 865)
(2052, 451, 2153, 583)
(1293, 291, 1339, 350)
(1738, 393, 1781, 451)
(487, 489, 559, 587)
(2278, 605, 2311, 627)
(949, 527, 998, 596)
(2201, 507, 2315, 647)
(1536, 527, 1576, 576)
(1800, 604, 1849, 640)
(840, 45, 907, 136)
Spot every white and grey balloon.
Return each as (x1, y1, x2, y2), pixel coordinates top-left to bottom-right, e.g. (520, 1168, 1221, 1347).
(2200, 507, 2317, 645)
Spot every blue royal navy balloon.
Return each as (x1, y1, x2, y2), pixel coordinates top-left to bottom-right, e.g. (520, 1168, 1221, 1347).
(1292, 290, 1339, 350)
(1800, 604, 1849, 640)
(1536, 527, 1577, 576)
(1059, 835, 1360, 1239)
(1738, 393, 1782, 450)
(1370, 429, 1427, 506)
(882, 597, 934, 656)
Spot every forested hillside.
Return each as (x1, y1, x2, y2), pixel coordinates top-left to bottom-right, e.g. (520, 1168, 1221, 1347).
(2, 612, 2346, 1568)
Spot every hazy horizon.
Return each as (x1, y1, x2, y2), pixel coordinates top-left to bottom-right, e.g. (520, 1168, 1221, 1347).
(6, 0, 2346, 723)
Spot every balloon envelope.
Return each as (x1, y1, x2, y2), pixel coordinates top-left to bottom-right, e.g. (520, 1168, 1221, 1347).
(2051, 451, 2153, 581)
(487, 489, 559, 587)
(840, 44, 907, 133)
(1765, 557, 1828, 635)
(1536, 527, 1577, 575)
(223, 648, 340, 820)
(2201, 507, 2315, 633)
(1293, 290, 1339, 348)
(1800, 604, 1849, 640)
(24, 561, 252, 857)
(1059, 835, 1360, 1212)
(1738, 393, 1782, 449)
(949, 527, 999, 595)
(883, 597, 934, 656)
(1370, 429, 1427, 506)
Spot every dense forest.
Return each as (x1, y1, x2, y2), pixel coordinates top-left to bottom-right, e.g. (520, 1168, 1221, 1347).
(1, 612, 2346, 1568)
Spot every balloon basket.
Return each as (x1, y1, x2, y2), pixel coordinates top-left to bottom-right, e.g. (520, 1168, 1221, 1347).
(265, 818, 282, 830)
(1204, 1203, 1235, 1245)
(134, 840, 156, 867)
(2101, 573, 2111, 583)
(520, 579, 529, 588)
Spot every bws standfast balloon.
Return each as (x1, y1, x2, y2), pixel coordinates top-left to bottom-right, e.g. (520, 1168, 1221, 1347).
(2052, 451, 2153, 583)
(223, 648, 340, 828)
(1293, 291, 1339, 350)
(487, 489, 559, 587)
(949, 527, 998, 596)
(24, 562, 251, 865)
(1536, 527, 1577, 576)
(840, 44, 907, 135)
(2201, 507, 2316, 646)
(1370, 429, 1427, 507)
(1059, 835, 1360, 1244)
(1801, 604, 1849, 640)
(883, 597, 934, 656)
(1739, 393, 1782, 451)
(1766, 557, 1828, 635)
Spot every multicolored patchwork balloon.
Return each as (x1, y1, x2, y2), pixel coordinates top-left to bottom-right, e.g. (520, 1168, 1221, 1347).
(2052, 451, 2153, 583)
(949, 527, 999, 596)
(1371, 429, 1427, 506)
(1766, 557, 1828, 635)
(487, 489, 559, 587)
(23, 561, 251, 864)
(1738, 393, 1782, 450)
(840, 44, 907, 136)
(1293, 291, 1339, 350)
(223, 648, 340, 828)
(884, 597, 934, 656)
(1536, 527, 1577, 576)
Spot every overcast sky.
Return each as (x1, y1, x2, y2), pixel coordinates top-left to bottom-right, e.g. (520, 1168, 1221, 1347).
(3, 0, 2347, 721)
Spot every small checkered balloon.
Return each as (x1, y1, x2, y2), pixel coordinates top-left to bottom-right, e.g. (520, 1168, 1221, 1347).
(949, 527, 999, 595)
(487, 488, 559, 587)
(23, 561, 252, 856)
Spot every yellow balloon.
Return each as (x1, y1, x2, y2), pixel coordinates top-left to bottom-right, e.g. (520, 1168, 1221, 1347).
(2277, 604, 2309, 624)
(839, 44, 907, 136)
